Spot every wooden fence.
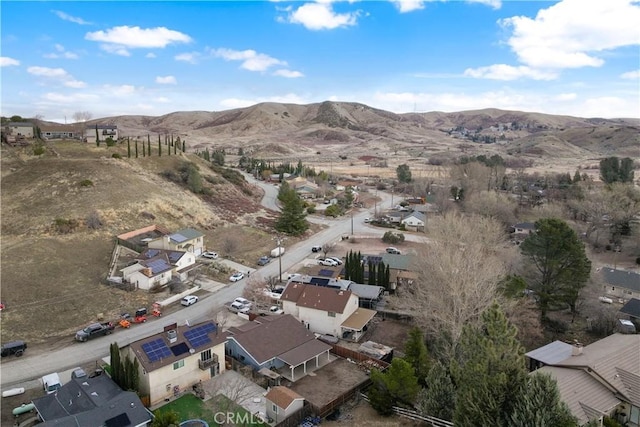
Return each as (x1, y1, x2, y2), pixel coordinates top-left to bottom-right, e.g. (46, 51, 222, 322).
(330, 344, 390, 371)
(360, 393, 454, 427)
(274, 402, 313, 427)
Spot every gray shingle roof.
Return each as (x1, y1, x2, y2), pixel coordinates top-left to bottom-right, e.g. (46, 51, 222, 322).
(601, 268, 640, 292)
(172, 228, 204, 241)
(620, 298, 640, 319)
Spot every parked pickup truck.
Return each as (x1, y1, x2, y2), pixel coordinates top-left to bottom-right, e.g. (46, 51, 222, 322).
(75, 322, 115, 342)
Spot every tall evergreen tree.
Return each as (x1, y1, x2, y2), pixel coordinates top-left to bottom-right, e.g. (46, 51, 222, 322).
(275, 185, 309, 235)
(368, 261, 376, 285)
(368, 358, 420, 415)
(415, 362, 456, 421)
(404, 327, 430, 385)
(509, 373, 577, 426)
(520, 218, 591, 318)
(377, 261, 386, 288)
(142, 141, 146, 157)
(110, 343, 122, 386)
(451, 302, 527, 427)
(573, 170, 582, 183)
(95, 125, 100, 147)
(127, 138, 131, 158)
(135, 140, 138, 158)
(158, 135, 161, 157)
(147, 137, 151, 155)
(182, 140, 186, 152)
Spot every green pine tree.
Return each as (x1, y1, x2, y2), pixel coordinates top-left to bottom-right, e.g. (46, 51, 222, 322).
(415, 362, 456, 421)
(368, 359, 420, 415)
(275, 184, 309, 236)
(404, 327, 430, 385)
(127, 138, 131, 158)
(509, 373, 578, 426)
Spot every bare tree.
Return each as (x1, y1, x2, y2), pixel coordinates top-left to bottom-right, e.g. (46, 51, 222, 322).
(396, 212, 510, 360)
(463, 190, 517, 226)
(207, 372, 258, 419)
(72, 111, 92, 141)
(322, 242, 336, 258)
(221, 237, 238, 257)
(242, 276, 271, 306)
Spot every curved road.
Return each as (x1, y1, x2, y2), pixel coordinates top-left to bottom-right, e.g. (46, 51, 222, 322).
(0, 178, 405, 390)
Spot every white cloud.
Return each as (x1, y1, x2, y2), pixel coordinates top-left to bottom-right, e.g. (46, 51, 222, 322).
(27, 66, 69, 78)
(156, 75, 177, 85)
(52, 10, 91, 25)
(620, 70, 640, 79)
(210, 48, 286, 72)
(554, 93, 577, 101)
(103, 84, 138, 96)
(391, 0, 425, 13)
(64, 80, 87, 88)
(286, 2, 359, 30)
(219, 93, 308, 109)
(463, 64, 557, 80)
(175, 52, 200, 64)
(501, 0, 640, 70)
(44, 44, 79, 59)
(85, 26, 192, 55)
(273, 69, 304, 78)
(42, 92, 99, 103)
(0, 57, 20, 67)
(146, 52, 157, 58)
(154, 97, 170, 103)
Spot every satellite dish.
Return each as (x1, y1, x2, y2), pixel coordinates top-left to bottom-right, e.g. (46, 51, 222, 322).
(189, 348, 195, 354)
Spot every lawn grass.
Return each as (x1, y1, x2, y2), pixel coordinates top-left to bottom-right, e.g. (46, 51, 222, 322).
(153, 394, 268, 426)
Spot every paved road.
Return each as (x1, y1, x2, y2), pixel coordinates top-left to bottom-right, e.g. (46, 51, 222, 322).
(0, 180, 399, 390)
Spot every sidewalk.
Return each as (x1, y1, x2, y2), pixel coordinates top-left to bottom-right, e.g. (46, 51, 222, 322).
(194, 277, 228, 293)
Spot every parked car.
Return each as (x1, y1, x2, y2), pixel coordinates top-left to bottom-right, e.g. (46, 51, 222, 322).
(386, 247, 402, 254)
(364, 218, 372, 223)
(257, 256, 271, 266)
(328, 257, 343, 265)
(229, 272, 245, 282)
(181, 295, 199, 306)
(268, 306, 284, 315)
(201, 251, 219, 260)
(71, 367, 87, 379)
(1, 340, 27, 357)
(228, 301, 250, 314)
(311, 245, 322, 253)
(234, 297, 251, 307)
(318, 258, 338, 266)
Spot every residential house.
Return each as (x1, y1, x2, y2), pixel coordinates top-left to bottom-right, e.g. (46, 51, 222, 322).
(364, 253, 417, 290)
(148, 228, 205, 256)
(512, 222, 536, 237)
(116, 224, 171, 252)
(41, 125, 78, 140)
(265, 386, 305, 424)
(31, 373, 152, 427)
(121, 253, 174, 291)
(620, 298, 640, 326)
(225, 314, 332, 382)
(280, 283, 376, 342)
(526, 334, 640, 426)
(85, 124, 118, 144)
(401, 211, 426, 231)
(601, 267, 640, 301)
(136, 248, 197, 282)
(292, 180, 319, 199)
(4, 122, 34, 138)
(125, 320, 226, 406)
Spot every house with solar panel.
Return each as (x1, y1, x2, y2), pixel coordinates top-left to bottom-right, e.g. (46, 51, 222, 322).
(280, 283, 377, 342)
(136, 248, 197, 282)
(125, 320, 226, 406)
(225, 314, 333, 382)
(121, 252, 176, 291)
(148, 228, 206, 257)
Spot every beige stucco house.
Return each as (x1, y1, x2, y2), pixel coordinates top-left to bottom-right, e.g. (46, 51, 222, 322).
(148, 228, 205, 256)
(125, 320, 226, 406)
(280, 283, 376, 341)
(265, 386, 305, 424)
(601, 267, 640, 301)
(85, 124, 118, 144)
(4, 122, 35, 138)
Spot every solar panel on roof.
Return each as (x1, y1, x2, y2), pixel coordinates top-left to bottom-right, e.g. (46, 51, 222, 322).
(184, 322, 216, 349)
(141, 338, 172, 362)
(146, 259, 169, 272)
(368, 256, 383, 265)
(170, 233, 188, 243)
(170, 342, 190, 357)
(146, 249, 160, 258)
(318, 269, 334, 277)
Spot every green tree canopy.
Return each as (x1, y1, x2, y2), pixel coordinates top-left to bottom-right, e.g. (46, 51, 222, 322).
(275, 184, 309, 235)
(403, 327, 430, 386)
(520, 218, 591, 318)
(415, 361, 456, 421)
(368, 358, 420, 415)
(509, 373, 578, 427)
(396, 164, 412, 183)
(600, 156, 635, 184)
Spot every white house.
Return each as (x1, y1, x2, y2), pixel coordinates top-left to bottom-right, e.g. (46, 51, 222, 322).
(401, 211, 426, 231)
(265, 386, 305, 424)
(148, 228, 205, 256)
(125, 320, 226, 406)
(4, 122, 34, 138)
(84, 124, 118, 144)
(601, 267, 640, 301)
(121, 253, 174, 291)
(280, 283, 376, 341)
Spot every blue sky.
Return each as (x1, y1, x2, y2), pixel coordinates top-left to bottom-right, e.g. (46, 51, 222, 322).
(1, 0, 639, 122)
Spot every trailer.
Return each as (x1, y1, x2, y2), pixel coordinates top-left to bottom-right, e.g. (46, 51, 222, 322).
(270, 247, 285, 257)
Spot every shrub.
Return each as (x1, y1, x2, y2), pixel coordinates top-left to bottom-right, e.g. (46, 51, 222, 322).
(382, 231, 405, 244)
(105, 137, 116, 147)
(79, 179, 94, 187)
(325, 204, 342, 217)
(33, 145, 45, 155)
(86, 210, 103, 229)
(111, 153, 122, 159)
(54, 218, 79, 234)
(307, 206, 316, 214)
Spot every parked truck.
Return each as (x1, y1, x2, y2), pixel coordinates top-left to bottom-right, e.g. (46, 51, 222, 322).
(75, 322, 115, 342)
(270, 247, 285, 257)
(42, 373, 62, 394)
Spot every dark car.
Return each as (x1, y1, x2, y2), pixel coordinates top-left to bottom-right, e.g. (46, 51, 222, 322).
(311, 245, 322, 253)
(1, 340, 27, 357)
(257, 256, 271, 266)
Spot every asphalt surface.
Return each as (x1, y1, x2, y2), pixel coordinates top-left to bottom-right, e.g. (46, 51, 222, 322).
(0, 180, 397, 391)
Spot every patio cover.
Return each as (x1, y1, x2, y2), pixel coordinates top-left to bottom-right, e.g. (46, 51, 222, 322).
(277, 339, 332, 367)
(341, 308, 377, 331)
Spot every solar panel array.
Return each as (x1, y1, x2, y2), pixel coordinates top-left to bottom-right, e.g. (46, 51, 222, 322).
(141, 338, 172, 362)
(170, 342, 190, 357)
(170, 233, 188, 243)
(146, 258, 169, 273)
(145, 249, 160, 258)
(184, 322, 216, 349)
(367, 256, 383, 265)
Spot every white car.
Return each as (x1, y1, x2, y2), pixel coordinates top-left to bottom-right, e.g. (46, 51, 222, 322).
(229, 272, 245, 282)
(181, 295, 198, 306)
(318, 258, 338, 266)
(328, 257, 343, 265)
(228, 302, 250, 314)
(269, 306, 284, 315)
(234, 297, 251, 307)
(201, 251, 218, 260)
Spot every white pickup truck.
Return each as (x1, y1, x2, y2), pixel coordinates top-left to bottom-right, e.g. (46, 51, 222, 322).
(42, 373, 62, 394)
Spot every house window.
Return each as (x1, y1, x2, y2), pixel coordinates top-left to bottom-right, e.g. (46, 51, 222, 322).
(173, 360, 184, 370)
(272, 404, 278, 413)
(328, 311, 336, 317)
(201, 349, 212, 361)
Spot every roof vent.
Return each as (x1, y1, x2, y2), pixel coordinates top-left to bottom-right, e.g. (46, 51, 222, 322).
(571, 341, 583, 356)
(167, 329, 178, 343)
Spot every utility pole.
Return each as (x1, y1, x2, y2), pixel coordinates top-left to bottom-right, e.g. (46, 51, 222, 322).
(351, 210, 354, 235)
(273, 235, 287, 282)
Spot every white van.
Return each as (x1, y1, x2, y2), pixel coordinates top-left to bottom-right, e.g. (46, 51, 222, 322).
(42, 373, 62, 394)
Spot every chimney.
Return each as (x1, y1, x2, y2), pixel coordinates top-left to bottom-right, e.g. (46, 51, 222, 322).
(571, 341, 583, 356)
(167, 329, 177, 344)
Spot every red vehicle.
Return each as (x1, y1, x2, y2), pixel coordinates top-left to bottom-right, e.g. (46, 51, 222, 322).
(134, 308, 147, 323)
